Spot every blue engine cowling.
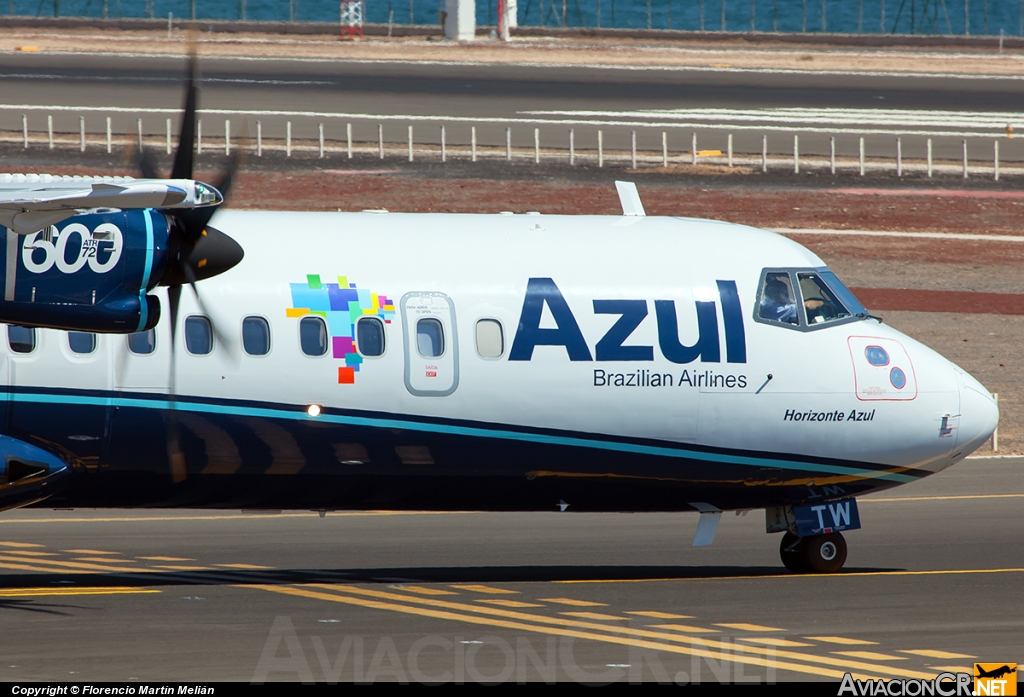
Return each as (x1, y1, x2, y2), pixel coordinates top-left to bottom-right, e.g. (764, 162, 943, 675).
(0, 209, 169, 333)
(0, 434, 75, 512)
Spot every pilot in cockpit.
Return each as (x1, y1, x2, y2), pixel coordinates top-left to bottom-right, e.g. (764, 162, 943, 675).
(759, 277, 799, 324)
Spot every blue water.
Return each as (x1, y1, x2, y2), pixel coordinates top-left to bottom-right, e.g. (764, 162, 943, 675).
(12, 0, 1024, 36)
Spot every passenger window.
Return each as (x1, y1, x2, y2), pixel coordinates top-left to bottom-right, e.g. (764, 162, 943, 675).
(356, 317, 385, 357)
(417, 318, 444, 358)
(475, 319, 504, 358)
(68, 331, 96, 355)
(185, 316, 213, 355)
(299, 316, 328, 357)
(798, 273, 852, 325)
(8, 325, 35, 354)
(758, 272, 799, 325)
(242, 316, 271, 356)
(128, 329, 156, 355)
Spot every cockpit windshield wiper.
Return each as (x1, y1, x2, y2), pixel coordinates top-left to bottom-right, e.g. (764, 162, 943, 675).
(856, 312, 884, 323)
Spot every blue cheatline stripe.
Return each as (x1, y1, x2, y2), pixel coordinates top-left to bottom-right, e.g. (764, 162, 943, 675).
(8, 391, 920, 484)
(136, 209, 156, 332)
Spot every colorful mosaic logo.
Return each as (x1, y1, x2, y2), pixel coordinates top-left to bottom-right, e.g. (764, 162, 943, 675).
(286, 275, 396, 384)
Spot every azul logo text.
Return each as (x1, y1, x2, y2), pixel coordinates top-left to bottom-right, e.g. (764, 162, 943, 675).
(509, 277, 746, 364)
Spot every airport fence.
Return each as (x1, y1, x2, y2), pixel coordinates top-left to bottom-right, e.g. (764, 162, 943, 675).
(0, 109, 1021, 179)
(8, 0, 1024, 38)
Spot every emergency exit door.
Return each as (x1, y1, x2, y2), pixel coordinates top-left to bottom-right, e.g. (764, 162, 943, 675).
(401, 292, 459, 396)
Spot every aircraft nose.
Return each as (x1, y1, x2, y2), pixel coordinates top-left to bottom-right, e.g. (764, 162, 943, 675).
(956, 372, 999, 460)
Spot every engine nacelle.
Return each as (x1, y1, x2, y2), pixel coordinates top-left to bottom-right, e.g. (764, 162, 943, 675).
(0, 434, 75, 512)
(0, 210, 169, 333)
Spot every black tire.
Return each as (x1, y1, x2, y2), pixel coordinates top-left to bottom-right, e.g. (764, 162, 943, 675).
(801, 532, 848, 574)
(779, 531, 807, 574)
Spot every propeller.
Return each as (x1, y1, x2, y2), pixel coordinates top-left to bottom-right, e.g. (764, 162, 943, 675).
(135, 53, 244, 484)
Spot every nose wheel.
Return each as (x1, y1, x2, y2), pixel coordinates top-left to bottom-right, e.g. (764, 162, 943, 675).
(780, 531, 848, 574)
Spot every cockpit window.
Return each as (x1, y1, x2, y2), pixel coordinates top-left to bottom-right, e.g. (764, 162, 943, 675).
(758, 273, 799, 325)
(797, 272, 852, 325)
(755, 268, 869, 331)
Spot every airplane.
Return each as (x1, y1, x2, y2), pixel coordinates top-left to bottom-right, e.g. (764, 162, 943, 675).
(0, 61, 1000, 576)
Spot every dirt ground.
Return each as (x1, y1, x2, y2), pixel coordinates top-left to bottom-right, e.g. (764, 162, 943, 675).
(3, 25, 1024, 77)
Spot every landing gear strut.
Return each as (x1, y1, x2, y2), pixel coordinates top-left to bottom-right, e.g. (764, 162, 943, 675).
(779, 531, 847, 574)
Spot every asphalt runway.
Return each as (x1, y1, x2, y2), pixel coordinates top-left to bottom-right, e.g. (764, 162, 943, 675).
(3, 52, 1024, 163)
(0, 456, 1019, 683)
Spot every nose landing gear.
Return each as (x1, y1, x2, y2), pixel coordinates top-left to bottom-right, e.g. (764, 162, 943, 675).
(780, 531, 848, 574)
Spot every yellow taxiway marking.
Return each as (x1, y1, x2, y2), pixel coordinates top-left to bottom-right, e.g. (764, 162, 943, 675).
(835, 651, 908, 661)
(391, 586, 458, 596)
(538, 597, 607, 607)
(64, 549, 121, 555)
(738, 638, 816, 648)
(214, 563, 273, 570)
(625, 611, 694, 619)
(137, 556, 195, 562)
(0, 554, 145, 574)
(73, 558, 136, 564)
(930, 666, 973, 672)
(863, 494, 1024, 503)
(150, 565, 211, 571)
(715, 623, 786, 632)
(559, 611, 629, 621)
(254, 583, 943, 681)
(899, 650, 975, 660)
(808, 636, 879, 645)
(450, 584, 518, 595)
(651, 623, 721, 633)
(0, 511, 461, 525)
(476, 599, 544, 608)
(557, 567, 1024, 583)
(3, 551, 58, 557)
(0, 542, 44, 548)
(0, 587, 160, 597)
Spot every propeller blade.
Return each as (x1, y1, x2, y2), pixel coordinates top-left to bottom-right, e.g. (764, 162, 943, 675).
(186, 281, 236, 362)
(166, 284, 187, 484)
(170, 53, 199, 181)
(136, 147, 160, 180)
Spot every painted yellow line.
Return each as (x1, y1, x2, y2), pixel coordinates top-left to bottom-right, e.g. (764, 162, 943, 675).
(738, 638, 816, 648)
(626, 611, 694, 619)
(863, 494, 1024, 503)
(64, 549, 121, 555)
(250, 584, 857, 681)
(652, 623, 720, 633)
(0, 541, 44, 548)
(4, 551, 58, 557)
(0, 511, 463, 525)
(150, 565, 211, 571)
(0, 587, 160, 597)
(715, 623, 786, 632)
(138, 556, 195, 562)
(930, 665, 974, 672)
(0, 554, 147, 574)
(835, 651, 908, 662)
(556, 567, 1024, 583)
(73, 558, 136, 564)
(560, 611, 629, 621)
(450, 584, 519, 595)
(808, 636, 879, 646)
(214, 563, 273, 570)
(538, 597, 607, 607)
(476, 599, 544, 608)
(294, 584, 941, 681)
(391, 585, 458, 596)
(899, 650, 975, 660)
